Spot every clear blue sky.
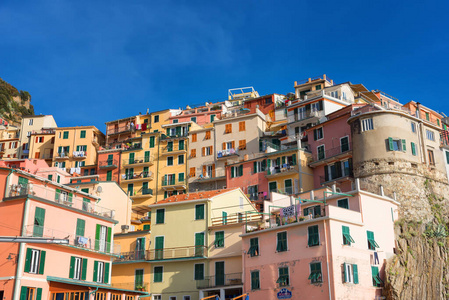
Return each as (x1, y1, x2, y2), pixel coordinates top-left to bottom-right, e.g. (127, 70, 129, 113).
(1, 0, 449, 131)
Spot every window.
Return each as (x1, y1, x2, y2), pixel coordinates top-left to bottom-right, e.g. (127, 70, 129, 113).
(253, 160, 266, 173)
(446, 151, 449, 164)
(76, 219, 86, 237)
(230, 165, 243, 178)
(94, 261, 109, 283)
(149, 136, 155, 148)
(317, 145, 325, 160)
(63, 131, 69, 139)
(361, 118, 374, 132)
(309, 262, 323, 283)
(411, 122, 416, 133)
(167, 156, 174, 166)
(25, 248, 45, 274)
(276, 231, 287, 252)
(248, 238, 259, 257)
(388, 138, 406, 152)
(27, 131, 31, 137)
(173, 119, 178, 124)
(154, 115, 159, 123)
(238, 140, 246, 150)
(33, 206, 45, 237)
(20, 287, 43, 300)
(308, 225, 319, 247)
(425, 112, 430, 121)
(337, 198, 349, 209)
(203, 146, 212, 156)
(225, 124, 232, 134)
(340, 136, 349, 152)
(156, 209, 165, 224)
(210, 114, 215, 122)
(269, 181, 277, 193)
(222, 211, 227, 225)
(372, 266, 382, 287)
(192, 133, 197, 142)
(239, 121, 246, 131)
(205, 131, 211, 140)
(342, 226, 355, 245)
(277, 267, 289, 286)
(154, 266, 163, 282)
(28, 119, 34, 125)
(153, 296, 162, 300)
(94, 225, 111, 253)
(195, 204, 205, 220)
(315, 84, 321, 90)
(426, 130, 435, 141)
(313, 127, 323, 141)
(194, 264, 204, 280)
(189, 167, 196, 177)
(344, 263, 359, 284)
(178, 155, 184, 164)
(367, 231, 379, 250)
(191, 117, 197, 123)
(183, 297, 191, 300)
(214, 231, 224, 248)
(80, 130, 86, 138)
(70, 257, 87, 280)
(251, 271, 260, 290)
(411, 142, 417, 156)
(428, 149, 435, 165)
(143, 224, 150, 230)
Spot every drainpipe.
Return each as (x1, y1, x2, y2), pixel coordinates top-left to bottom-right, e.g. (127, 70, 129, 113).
(155, 133, 160, 203)
(323, 219, 332, 300)
(13, 197, 31, 300)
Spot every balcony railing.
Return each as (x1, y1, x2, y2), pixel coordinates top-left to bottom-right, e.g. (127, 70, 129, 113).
(55, 152, 69, 159)
(106, 124, 135, 135)
(122, 171, 154, 181)
(216, 148, 238, 158)
(122, 156, 154, 166)
(114, 250, 148, 262)
(123, 144, 142, 151)
(23, 225, 120, 254)
(7, 184, 115, 219)
(162, 145, 186, 153)
(162, 178, 186, 187)
(131, 188, 154, 197)
(197, 272, 243, 289)
(147, 245, 207, 260)
(312, 145, 351, 162)
(266, 165, 299, 176)
(73, 151, 87, 158)
(319, 170, 353, 184)
(211, 212, 262, 227)
(287, 110, 325, 124)
(161, 133, 188, 140)
(99, 159, 118, 168)
(111, 282, 149, 292)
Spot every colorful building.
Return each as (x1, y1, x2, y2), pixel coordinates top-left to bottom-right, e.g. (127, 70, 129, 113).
(170, 103, 222, 126)
(242, 181, 399, 299)
(96, 149, 122, 183)
(0, 124, 20, 159)
(28, 128, 56, 166)
(18, 115, 57, 159)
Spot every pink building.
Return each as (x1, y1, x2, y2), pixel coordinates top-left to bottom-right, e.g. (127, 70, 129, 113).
(0, 167, 146, 300)
(241, 181, 398, 299)
(169, 103, 222, 126)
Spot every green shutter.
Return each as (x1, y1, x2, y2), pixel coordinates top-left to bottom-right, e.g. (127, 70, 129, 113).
(69, 256, 76, 279)
(196, 204, 204, 220)
(80, 130, 86, 138)
(81, 258, 88, 280)
(143, 224, 150, 230)
(104, 263, 110, 283)
(411, 142, 416, 156)
(33, 207, 45, 237)
(179, 140, 184, 150)
(106, 227, 112, 253)
(292, 154, 297, 166)
(38, 250, 46, 274)
(36, 288, 42, 300)
(254, 161, 257, 173)
(144, 151, 150, 162)
(106, 170, 112, 181)
(401, 139, 406, 151)
(239, 165, 243, 176)
(24, 248, 32, 272)
(95, 224, 101, 250)
(388, 137, 394, 151)
(267, 159, 271, 168)
(154, 266, 163, 282)
(179, 173, 184, 182)
(343, 263, 348, 282)
(276, 157, 281, 166)
(353, 264, 359, 284)
(155, 236, 164, 260)
(20, 287, 28, 300)
(68, 192, 73, 203)
(150, 136, 155, 148)
(129, 153, 135, 164)
(93, 261, 98, 282)
(308, 225, 319, 246)
(282, 156, 286, 165)
(231, 167, 235, 178)
(55, 189, 61, 200)
(156, 209, 165, 224)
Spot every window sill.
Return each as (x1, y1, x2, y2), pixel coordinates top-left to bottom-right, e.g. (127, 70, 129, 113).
(276, 249, 289, 253)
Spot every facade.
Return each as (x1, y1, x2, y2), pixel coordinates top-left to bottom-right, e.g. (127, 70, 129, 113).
(242, 94, 286, 122)
(0, 124, 20, 159)
(147, 188, 257, 300)
(18, 115, 57, 159)
(170, 103, 222, 126)
(97, 149, 121, 183)
(0, 167, 146, 300)
(28, 128, 56, 166)
(242, 182, 399, 299)
(52, 126, 105, 175)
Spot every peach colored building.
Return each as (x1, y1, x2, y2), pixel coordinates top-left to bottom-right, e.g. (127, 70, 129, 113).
(96, 149, 121, 183)
(0, 167, 146, 300)
(0, 124, 20, 159)
(170, 102, 222, 126)
(28, 128, 56, 166)
(242, 181, 399, 299)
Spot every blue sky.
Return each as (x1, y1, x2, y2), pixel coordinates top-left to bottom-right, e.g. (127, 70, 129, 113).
(1, 0, 449, 131)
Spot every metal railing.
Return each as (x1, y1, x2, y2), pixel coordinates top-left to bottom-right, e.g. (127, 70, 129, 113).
(211, 213, 261, 227)
(122, 155, 154, 165)
(55, 152, 69, 158)
(162, 178, 186, 186)
(162, 145, 185, 152)
(266, 165, 299, 176)
(106, 124, 135, 135)
(72, 151, 87, 158)
(99, 159, 118, 168)
(24, 225, 120, 254)
(7, 184, 115, 219)
(114, 250, 148, 262)
(161, 133, 189, 140)
(111, 282, 149, 292)
(216, 148, 238, 158)
(122, 171, 154, 181)
(131, 188, 153, 197)
(147, 245, 207, 260)
(312, 145, 351, 162)
(287, 110, 325, 123)
(319, 170, 353, 184)
(196, 272, 243, 289)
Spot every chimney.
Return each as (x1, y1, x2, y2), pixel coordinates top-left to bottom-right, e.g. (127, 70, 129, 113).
(121, 225, 129, 234)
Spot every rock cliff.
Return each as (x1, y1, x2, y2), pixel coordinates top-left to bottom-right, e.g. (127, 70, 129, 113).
(0, 77, 34, 125)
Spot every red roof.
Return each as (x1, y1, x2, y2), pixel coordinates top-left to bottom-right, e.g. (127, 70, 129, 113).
(153, 188, 239, 205)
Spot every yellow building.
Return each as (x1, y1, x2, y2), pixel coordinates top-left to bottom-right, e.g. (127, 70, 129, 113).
(52, 126, 105, 174)
(28, 128, 55, 166)
(147, 188, 257, 300)
(0, 124, 20, 159)
(18, 114, 57, 158)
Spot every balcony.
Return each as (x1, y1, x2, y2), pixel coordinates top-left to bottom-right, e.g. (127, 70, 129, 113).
(147, 245, 207, 261)
(106, 124, 136, 135)
(55, 152, 69, 159)
(122, 143, 143, 151)
(99, 159, 118, 169)
(266, 165, 299, 178)
(211, 212, 262, 227)
(122, 171, 154, 182)
(23, 225, 120, 255)
(311, 145, 352, 166)
(161, 178, 186, 190)
(216, 148, 238, 159)
(319, 170, 353, 185)
(122, 156, 154, 167)
(287, 110, 325, 126)
(7, 184, 115, 219)
(73, 151, 87, 159)
(161, 145, 186, 156)
(197, 272, 243, 289)
(114, 250, 148, 262)
(160, 133, 188, 140)
(131, 188, 154, 199)
(111, 282, 149, 292)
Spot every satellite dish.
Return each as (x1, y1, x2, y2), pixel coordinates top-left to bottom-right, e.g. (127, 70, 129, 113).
(96, 186, 103, 193)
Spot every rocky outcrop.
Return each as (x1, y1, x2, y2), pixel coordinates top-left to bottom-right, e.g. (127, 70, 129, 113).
(0, 77, 34, 125)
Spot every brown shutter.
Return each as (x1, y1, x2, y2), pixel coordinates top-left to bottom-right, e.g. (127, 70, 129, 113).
(212, 164, 215, 177)
(35, 137, 38, 143)
(202, 147, 205, 156)
(231, 141, 235, 149)
(203, 165, 206, 176)
(222, 143, 226, 150)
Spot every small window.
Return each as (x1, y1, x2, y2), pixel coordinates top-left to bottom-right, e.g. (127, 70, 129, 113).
(277, 267, 289, 286)
(411, 122, 416, 133)
(315, 84, 321, 90)
(367, 231, 379, 250)
(251, 270, 260, 290)
(192, 133, 197, 142)
(205, 131, 211, 140)
(195, 204, 204, 220)
(167, 157, 174, 166)
(178, 155, 184, 165)
(340, 136, 349, 152)
(154, 266, 163, 282)
(342, 226, 355, 245)
(214, 231, 224, 248)
(411, 142, 417, 156)
(63, 131, 69, 139)
(388, 138, 406, 152)
(239, 121, 246, 131)
(313, 127, 323, 141)
(80, 130, 86, 138)
(428, 150, 435, 165)
(225, 124, 232, 134)
(194, 264, 204, 280)
(276, 231, 287, 252)
(156, 209, 165, 224)
(308, 225, 319, 247)
(361, 118, 374, 132)
(154, 115, 159, 123)
(173, 119, 178, 124)
(190, 117, 197, 123)
(248, 238, 259, 257)
(308, 262, 323, 283)
(426, 130, 435, 141)
(29, 119, 34, 125)
(344, 263, 359, 284)
(337, 198, 349, 209)
(317, 145, 325, 160)
(425, 112, 430, 121)
(371, 266, 382, 287)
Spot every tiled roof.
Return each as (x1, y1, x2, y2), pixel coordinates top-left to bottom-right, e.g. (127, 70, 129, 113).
(152, 188, 239, 205)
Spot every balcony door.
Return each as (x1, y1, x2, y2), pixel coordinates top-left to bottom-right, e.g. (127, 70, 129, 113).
(195, 232, 205, 257)
(136, 237, 145, 260)
(215, 261, 225, 286)
(155, 236, 164, 260)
